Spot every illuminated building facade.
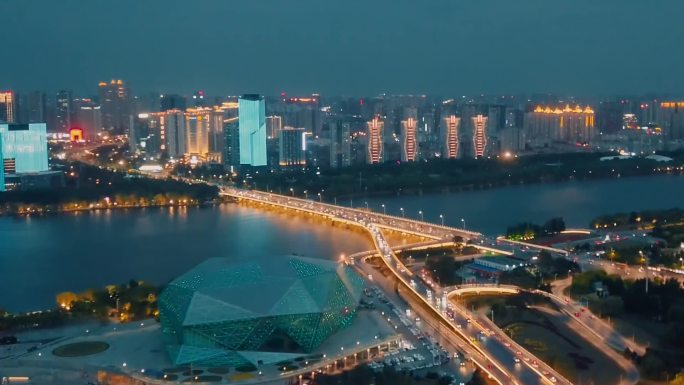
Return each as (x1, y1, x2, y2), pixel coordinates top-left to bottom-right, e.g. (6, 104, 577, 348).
(238, 95, 267, 166)
(441, 115, 460, 159)
(98, 79, 132, 135)
(266, 115, 282, 139)
(0, 123, 49, 191)
(366, 115, 384, 164)
(472, 114, 488, 158)
(524, 105, 596, 146)
(279, 127, 306, 167)
(0, 91, 15, 123)
(160, 110, 186, 158)
(623, 114, 638, 130)
(184, 108, 211, 157)
(401, 117, 418, 162)
(658, 102, 684, 140)
(158, 256, 363, 367)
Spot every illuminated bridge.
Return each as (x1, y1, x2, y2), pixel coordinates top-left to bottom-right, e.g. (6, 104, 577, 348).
(220, 187, 575, 385)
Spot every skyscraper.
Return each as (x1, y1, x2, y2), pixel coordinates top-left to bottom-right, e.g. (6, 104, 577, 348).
(366, 115, 384, 164)
(0, 123, 49, 174)
(472, 114, 488, 158)
(279, 127, 306, 167)
(27, 91, 47, 123)
(160, 110, 186, 159)
(0, 91, 15, 123)
(98, 79, 132, 135)
(441, 115, 460, 159)
(238, 94, 267, 166)
(401, 117, 418, 162)
(72, 99, 102, 142)
(266, 115, 283, 139)
(658, 101, 684, 140)
(184, 108, 212, 159)
(160, 94, 187, 112)
(223, 118, 240, 169)
(524, 105, 596, 147)
(55, 90, 72, 133)
(330, 120, 351, 168)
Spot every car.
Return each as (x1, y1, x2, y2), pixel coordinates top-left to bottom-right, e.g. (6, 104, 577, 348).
(550, 376, 558, 383)
(514, 357, 520, 364)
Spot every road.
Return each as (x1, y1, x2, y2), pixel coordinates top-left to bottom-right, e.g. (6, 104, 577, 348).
(222, 187, 565, 385)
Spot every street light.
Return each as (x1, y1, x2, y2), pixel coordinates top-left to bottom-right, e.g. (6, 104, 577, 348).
(381, 204, 386, 215)
(317, 192, 322, 202)
(400, 207, 405, 217)
(418, 210, 424, 221)
(439, 214, 444, 226)
(365, 201, 369, 210)
(461, 218, 466, 230)
(289, 188, 294, 197)
(304, 190, 308, 200)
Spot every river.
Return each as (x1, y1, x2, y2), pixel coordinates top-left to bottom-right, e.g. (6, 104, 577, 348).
(1, 175, 683, 312)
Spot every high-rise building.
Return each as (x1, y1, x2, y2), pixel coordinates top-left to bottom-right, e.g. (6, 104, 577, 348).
(98, 80, 132, 135)
(524, 105, 595, 147)
(658, 102, 684, 140)
(279, 127, 306, 167)
(72, 99, 102, 141)
(0, 91, 15, 123)
(596, 101, 623, 134)
(401, 117, 418, 162)
(0, 123, 49, 177)
(184, 107, 212, 159)
(27, 91, 47, 123)
(238, 94, 267, 166)
(330, 120, 351, 168)
(160, 94, 187, 112)
(266, 115, 282, 139)
(223, 118, 240, 169)
(159, 110, 186, 159)
(472, 114, 488, 158)
(441, 115, 460, 159)
(55, 90, 72, 133)
(366, 115, 384, 164)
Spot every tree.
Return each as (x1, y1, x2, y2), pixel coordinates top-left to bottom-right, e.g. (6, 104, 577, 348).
(670, 372, 684, 385)
(56, 292, 78, 308)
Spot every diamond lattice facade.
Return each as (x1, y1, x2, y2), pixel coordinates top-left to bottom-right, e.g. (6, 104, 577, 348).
(158, 256, 364, 367)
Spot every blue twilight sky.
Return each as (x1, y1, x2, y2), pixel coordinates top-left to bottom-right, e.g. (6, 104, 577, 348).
(0, 0, 683, 97)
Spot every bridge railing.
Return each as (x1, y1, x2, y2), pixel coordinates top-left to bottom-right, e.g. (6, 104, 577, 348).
(223, 187, 483, 239)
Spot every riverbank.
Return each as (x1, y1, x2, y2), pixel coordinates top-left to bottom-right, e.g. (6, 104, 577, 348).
(242, 151, 684, 202)
(0, 162, 220, 216)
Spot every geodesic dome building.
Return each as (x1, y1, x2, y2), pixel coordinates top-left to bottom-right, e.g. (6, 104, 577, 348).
(158, 255, 364, 367)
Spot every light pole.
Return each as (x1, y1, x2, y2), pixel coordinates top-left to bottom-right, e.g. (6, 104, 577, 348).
(400, 207, 405, 217)
(317, 192, 322, 202)
(304, 190, 308, 200)
(289, 188, 294, 197)
(439, 214, 444, 226)
(461, 218, 466, 230)
(381, 204, 386, 215)
(418, 210, 424, 221)
(365, 201, 369, 211)
(334, 197, 337, 205)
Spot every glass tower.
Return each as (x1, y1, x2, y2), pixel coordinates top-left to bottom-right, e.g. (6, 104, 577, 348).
(0, 123, 49, 174)
(238, 95, 267, 166)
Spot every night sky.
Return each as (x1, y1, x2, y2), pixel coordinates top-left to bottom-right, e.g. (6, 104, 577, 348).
(1, 0, 683, 96)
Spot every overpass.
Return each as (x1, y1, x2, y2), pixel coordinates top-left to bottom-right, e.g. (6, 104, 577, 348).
(223, 187, 569, 385)
(443, 283, 640, 385)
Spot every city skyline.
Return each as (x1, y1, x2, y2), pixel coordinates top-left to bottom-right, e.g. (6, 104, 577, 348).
(1, 0, 684, 96)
